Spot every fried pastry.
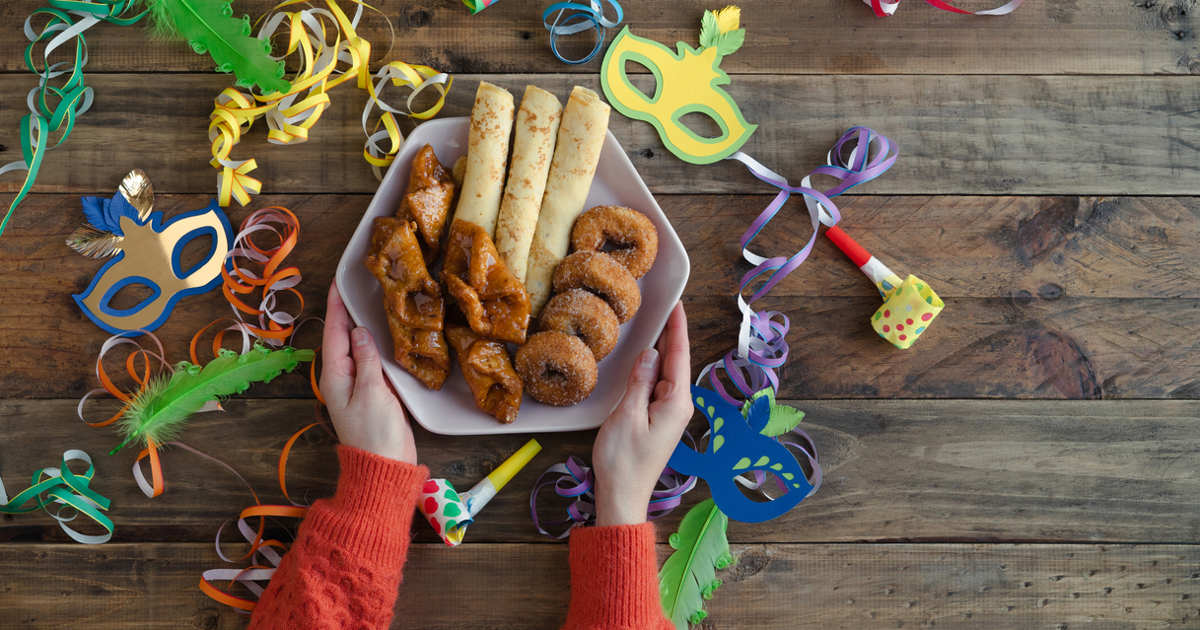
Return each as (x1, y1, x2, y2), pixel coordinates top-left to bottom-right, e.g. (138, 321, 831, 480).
(446, 325, 522, 424)
(398, 145, 456, 261)
(443, 219, 532, 345)
(364, 217, 449, 390)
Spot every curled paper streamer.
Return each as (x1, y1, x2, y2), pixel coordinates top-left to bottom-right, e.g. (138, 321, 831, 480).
(530, 456, 697, 539)
(208, 0, 451, 207)
(220, 206, 303, 345)
(0, 0, 146, 237)
(866, 0, 1022, 16)
(0, 450, 114, 544)
(699, 127, 899, 404)
(199, 422, 319, 611)
(543, 0, 623, 64)
(420, 439, 542, 546)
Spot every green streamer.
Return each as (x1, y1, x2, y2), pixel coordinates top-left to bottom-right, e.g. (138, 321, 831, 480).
(1, 1, 146, 238)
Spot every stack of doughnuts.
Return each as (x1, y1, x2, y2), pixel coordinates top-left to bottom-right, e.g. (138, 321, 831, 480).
(516, 205, 659, 406)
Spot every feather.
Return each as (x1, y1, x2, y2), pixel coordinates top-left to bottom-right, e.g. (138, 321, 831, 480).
(741, 388, 806, 437)
(66, 224, 124, 258)
(714, 5, 741, 33)
(659, 498, 736, 629)
(140, 0, 290, 94)
(112, 345, 315, 453)
(118, 168, 155, 222)
(698, 10, 719, 48)
(80, 193, 139, 234)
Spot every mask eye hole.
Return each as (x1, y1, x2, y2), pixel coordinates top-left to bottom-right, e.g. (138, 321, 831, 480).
(172, 227, 218, 278)
(99, 277, 161, 317)
(733, 470, 790, 503)
(675, 109, 726, 141)
(624, 58, 661, 102)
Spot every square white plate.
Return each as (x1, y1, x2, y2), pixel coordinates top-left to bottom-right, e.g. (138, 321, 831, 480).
(335, 117, 690, 435)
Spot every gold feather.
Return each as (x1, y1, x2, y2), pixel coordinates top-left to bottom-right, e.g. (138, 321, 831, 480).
(119, 169, 154, 222)
(66, 225, 124, 259)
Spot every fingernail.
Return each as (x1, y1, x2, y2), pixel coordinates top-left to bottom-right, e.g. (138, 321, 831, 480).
(640, 347, 659, 369)
(352, 327, 370, 347)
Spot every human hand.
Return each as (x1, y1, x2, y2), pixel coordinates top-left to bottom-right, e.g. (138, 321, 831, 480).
(320, 281, 417, 464)
(592, 302, 692, 526)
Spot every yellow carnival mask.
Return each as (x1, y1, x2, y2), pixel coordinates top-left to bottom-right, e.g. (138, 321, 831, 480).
(600, 7, 756, 165)
(67, 170, 232, 335)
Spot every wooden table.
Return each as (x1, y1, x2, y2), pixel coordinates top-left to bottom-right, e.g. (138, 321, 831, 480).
(2, 1, 1198, 628)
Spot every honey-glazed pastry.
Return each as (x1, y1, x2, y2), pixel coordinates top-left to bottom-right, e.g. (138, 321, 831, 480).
(515, 331, 598, 406)
(364, 217, 449, 390)
(551, 251, 641, 323)
(442, 219, 532, 345)
(398, 144, 456, 261)
(446, 325, 522, 424)
(539, 289, 620, 360)
(570, 205, 659, 278)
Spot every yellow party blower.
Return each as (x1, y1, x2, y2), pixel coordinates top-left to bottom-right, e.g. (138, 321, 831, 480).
(824, 225, 944, 349)
(418, 439, 542, 546)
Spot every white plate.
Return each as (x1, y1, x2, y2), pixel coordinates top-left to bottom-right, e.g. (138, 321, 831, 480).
(335, 117, 690, 435)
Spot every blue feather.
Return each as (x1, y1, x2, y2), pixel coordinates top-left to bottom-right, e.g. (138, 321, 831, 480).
(80, 193, 140, 235)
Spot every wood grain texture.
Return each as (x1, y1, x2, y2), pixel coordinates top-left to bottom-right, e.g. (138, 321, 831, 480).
(3, 74, 1200, 196)
(2, 399, 1196, 544)
(1, 542, 1196, 629)
(1, 194, 1197, 400)
(2, 0, 1198, 75)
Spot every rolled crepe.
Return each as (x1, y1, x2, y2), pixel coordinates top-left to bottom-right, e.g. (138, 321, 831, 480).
(452, 82, 515, 236)
(495, 87, 563, 283)
(524, 86, 611, 314)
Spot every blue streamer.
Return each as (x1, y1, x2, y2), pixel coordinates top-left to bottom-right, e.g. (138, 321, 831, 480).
(542, 0, 623, 64)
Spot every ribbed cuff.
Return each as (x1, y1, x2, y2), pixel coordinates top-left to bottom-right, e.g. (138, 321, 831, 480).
(302, 445, 428, 565)
(565, 522, 664, 628)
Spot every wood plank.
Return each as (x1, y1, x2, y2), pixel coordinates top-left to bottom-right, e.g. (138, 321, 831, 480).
(3, 74, 1200, 196)
(3, 193, 1196, 400)
(2, 0, 1196, 75)
(2, 399, 1197, 544)
(0, 542, 1196, 629)
(6, 194, 1197, 301)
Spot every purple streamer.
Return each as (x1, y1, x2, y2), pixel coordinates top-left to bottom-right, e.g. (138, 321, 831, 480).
(702, 126, 898, 405)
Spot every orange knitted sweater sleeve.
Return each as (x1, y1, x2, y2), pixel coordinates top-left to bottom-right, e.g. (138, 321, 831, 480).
(561, 523, 674, 630)
(248, 445, 428, 630)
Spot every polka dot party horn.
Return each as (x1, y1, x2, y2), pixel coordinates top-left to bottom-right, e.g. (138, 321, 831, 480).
(823, 225, 944, 349)
(419, 439, 542, 546)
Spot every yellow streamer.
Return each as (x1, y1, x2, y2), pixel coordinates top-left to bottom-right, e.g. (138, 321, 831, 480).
(207, 0, 452, 207)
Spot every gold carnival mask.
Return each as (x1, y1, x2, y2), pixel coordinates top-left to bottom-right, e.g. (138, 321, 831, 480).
(68, 170, 232, 334)
(600, 6, 756, 165)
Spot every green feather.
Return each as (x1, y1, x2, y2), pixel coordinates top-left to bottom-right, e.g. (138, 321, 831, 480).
(659, 499, 736, 629)
(113, 345, 314, 454)
(742, 388, 806, 437)
(715, 27, 746, 57)
(141, 0, 290, 93)
(698, 10, 719, 48)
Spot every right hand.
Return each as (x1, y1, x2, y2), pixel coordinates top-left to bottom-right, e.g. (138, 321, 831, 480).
(320, 281, 418, 464)
(591, 302, 693, 526)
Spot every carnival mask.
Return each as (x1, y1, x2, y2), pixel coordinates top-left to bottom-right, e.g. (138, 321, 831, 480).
(600, 7, 756, 165)
(68, 170, 232, 334)
(668, 386, 817, 523)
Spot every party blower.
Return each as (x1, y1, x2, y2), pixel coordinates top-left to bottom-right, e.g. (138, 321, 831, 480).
(823, 224, 944, 349)
(419, 439, 542, 546)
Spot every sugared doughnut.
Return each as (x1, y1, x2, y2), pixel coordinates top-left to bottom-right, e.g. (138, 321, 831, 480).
(570, 205, 659, 278)
(515, 331, 598, 406)
(540, 289, 620, 360)
(551, 251, 641, 323)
